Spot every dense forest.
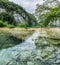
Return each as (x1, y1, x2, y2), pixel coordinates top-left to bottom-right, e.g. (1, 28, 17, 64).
(0, 0, 37, 27)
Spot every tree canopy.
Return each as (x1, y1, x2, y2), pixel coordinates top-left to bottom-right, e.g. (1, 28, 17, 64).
(43, 5, 60, 26)
(35, 0, 60, 27)
(0, 12, 16, 25)
(0, 0, 37, 26)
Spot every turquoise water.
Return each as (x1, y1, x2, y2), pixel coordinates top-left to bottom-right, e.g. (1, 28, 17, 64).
(0, 31, 60, 65)
(0, 31, 40, 65)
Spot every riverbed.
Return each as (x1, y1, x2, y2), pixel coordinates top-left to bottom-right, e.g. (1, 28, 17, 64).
(0, 29, 60, 65)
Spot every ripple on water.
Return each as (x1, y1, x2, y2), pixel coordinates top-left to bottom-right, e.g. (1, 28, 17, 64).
(0, 31, 60, 65)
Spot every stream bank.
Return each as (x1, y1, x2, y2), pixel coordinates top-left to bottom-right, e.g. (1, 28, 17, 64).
(0, 30, 40, 65)
(0, 28, 60, 65)
(0, 29, 34, 49)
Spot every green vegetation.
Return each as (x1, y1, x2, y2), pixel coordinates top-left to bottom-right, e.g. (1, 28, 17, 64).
(0, 29, 34, 49)
(18, 23, 29, 28)
(0, 20, 15, 28)
(0, 20, 6, 27)
(35, 0, 60, 27)
(28, 13, 37, 24)
(0, 12, 16, 25)
(1, 0, 9, 2)
(43, 5, 60, 26)
(0, 0, 37, 27)
(0, 0, 60, 27)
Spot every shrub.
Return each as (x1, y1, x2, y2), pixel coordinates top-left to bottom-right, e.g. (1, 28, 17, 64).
(18, 24, 29, 28)
(0, 12, 16, 25)
(0, 20, 7, 27)
(0, 20, 15, 28)
(7, 24, 15, 28)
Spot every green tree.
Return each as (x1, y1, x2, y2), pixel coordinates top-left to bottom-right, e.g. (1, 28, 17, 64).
(43, 5, 60, 26)
(0, 0, 37, 26)
(35, 0, 60, 26)
(0, 12, 16, 25)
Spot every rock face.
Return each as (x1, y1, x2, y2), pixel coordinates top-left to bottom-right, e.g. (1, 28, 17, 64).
(0, 8, 26, 25)
(13, 14, 26, 25)
(0, 0, 37, 26)
(48, 20, 60, 27)
(0, 8, 5, 13)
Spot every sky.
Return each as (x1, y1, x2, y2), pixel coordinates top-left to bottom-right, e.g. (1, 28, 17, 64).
(9, 0, 44, 13)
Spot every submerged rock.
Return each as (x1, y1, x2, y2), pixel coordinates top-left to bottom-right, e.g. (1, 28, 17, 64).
(35, 30, 60, 65)
(0, 30, 60, 65)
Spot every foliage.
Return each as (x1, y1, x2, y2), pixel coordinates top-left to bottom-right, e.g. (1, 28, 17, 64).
(6, 24, 15, 28)
(0, 20, 7, 27)
(1, 0, 8, 2)
(29, 13, 37, 22)
(35, 0, 60, 27)
(0, 0, 37, 26)
(18, 23, 29, 28)
(43, 5, 60, 26)
(0, 12, 16, 25)
(0, 20, 15, 28)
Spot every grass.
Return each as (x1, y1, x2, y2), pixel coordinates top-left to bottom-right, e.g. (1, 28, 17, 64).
(0, 28, 34, 49)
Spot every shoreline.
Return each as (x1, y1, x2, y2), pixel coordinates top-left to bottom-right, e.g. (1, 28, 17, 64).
(0, 28, 60, 31)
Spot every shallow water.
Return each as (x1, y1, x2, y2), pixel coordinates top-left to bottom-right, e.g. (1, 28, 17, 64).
(0, 30, 40, 65)
(0, 30, 60, 65)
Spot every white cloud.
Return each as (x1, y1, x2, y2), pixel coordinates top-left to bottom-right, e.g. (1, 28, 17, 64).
(9, 0, 44, 13)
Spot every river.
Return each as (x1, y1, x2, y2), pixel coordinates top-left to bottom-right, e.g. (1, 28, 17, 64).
(0, 30, 60, 65)
(0, 30, 40, 65)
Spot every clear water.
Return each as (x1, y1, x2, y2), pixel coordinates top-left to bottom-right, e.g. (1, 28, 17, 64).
(0, 31, 40, 65)
(0, 30, 60, 65)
